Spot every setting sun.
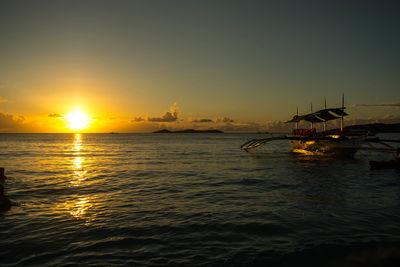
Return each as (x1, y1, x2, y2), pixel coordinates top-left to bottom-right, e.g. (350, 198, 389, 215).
(65, 110, 91, 131)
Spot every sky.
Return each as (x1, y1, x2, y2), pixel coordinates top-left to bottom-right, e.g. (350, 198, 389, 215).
(0, 0, 399, 133)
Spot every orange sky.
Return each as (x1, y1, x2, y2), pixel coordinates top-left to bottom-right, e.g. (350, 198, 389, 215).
(1, 1, 399, 133)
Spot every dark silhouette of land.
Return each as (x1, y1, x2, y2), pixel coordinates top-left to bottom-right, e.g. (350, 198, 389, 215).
(345, 123, 400, 133)
(153, 129, 224, 134)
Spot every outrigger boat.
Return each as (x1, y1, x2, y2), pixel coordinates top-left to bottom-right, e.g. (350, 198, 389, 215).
(241, 95, 400, 157)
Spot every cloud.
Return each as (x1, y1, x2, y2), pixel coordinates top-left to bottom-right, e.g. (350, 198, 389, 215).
(265, 120, 292, 133)
(0, 112, 26, 131)
(147, 103, 180, 122)
(48, 113, 63, 118)
(192, 118, 213, 123)
(148, 111, 178, 122)
(382, 114, 400, 122)
(132, 116, 144, 122)
(347, 114, 400, 125)
(215, 117, 234, 123)
(0, 112, 51, 132)
(353, 102, 400, 108)
(0, 97, 8, 103)
(187, 116, 258, 132)
(190, 117, 234, 123)
(218, 121, 262, 132)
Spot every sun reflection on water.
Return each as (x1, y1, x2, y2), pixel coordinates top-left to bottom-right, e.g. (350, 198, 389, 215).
(70, 133, 87, 186)
(69, 197, 92, 218)
(71, 157, 87, 186)
(55, 134, 95, 222)
(56, 197, 93, 221)
(74, 133, 82, 154)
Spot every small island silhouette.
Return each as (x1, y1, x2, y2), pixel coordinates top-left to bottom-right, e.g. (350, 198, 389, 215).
(345, 122, 400, 133)
(153, 129, 224, 134)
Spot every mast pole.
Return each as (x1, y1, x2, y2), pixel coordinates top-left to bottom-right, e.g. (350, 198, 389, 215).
(310, 103, 313, 129)
(324, 98, 327, 132)
(296, 106, 299, 130)
(341, 93, 344, 131)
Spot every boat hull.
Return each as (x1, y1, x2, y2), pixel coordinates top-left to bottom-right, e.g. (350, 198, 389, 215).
(289, 137, 364, 156)
(370, 160, 400, 169)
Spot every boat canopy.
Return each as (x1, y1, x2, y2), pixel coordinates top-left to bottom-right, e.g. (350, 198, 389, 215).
(286, 108, 348, 123)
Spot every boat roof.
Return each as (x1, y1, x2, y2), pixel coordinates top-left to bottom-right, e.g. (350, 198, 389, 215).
(286, 108, 348, 123)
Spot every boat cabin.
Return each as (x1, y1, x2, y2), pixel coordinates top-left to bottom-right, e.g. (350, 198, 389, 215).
(287, 107, 348, 138)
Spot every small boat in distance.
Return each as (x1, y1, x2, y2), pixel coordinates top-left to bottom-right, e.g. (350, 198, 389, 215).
(241, 95, 399, 157)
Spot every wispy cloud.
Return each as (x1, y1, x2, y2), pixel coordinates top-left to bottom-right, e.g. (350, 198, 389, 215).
(353, 102, 400, 108)
(132, 116, 144, 122)
(190, 117, 235, 123)
(48, 113, 63, 118)
(264, 120, 292, 133)
(0, 112, 26, 132)
(215, 117, 234, 123)
(218, 121, 261, 132)
(191, 118, 213, 123)
(0, 97, 8, 103)
(189, 117, 259, 132)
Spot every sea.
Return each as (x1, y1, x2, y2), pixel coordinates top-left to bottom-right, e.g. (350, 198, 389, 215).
(1, 133, 400, 266)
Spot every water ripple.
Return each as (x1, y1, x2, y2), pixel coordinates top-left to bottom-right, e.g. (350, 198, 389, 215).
(1, 133, 400, 265)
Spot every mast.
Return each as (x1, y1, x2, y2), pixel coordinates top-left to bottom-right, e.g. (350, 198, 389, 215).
(323, 98, 327, 132)
(296, 106, 299, 130)
(310, 103, 313, 129)
(340, 93, 344, 131)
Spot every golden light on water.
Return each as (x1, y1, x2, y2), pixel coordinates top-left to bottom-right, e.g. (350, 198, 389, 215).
(65, 110, 91, 131)
(73, 133, 82, 154)
(56, 133, 92, 220)
(69, 197, 92, 218)
(56, 197, 93, 220)
(71, 133, 87, 186)
(71, 157, 87, 186)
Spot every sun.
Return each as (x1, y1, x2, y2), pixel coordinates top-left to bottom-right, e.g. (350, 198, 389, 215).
(65, 110, 91, 131)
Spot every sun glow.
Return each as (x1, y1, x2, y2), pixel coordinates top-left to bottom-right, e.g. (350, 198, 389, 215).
(65, 110, 91, 131)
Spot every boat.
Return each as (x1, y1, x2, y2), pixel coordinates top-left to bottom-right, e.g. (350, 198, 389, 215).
(369, 149, 400, 169)
(369, 159, 400, 169)
(240, 95, 400, 157)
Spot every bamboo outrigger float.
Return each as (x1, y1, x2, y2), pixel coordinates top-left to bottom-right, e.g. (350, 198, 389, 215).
(241, 95, 400, 157)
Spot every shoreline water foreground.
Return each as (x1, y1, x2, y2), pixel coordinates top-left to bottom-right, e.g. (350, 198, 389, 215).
(1, 133, 400, 266)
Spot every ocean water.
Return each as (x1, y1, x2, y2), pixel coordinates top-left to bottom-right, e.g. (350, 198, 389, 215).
(1, 133, 400, 266)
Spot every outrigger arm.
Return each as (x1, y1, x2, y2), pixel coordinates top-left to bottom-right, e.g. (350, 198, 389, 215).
(240, 135, 345, 151)
(240, 135, 288, 151)
(240, 135, 400, 152)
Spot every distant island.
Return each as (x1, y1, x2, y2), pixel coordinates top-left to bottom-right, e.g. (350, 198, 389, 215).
(345, 123, 400, 133)
(152, 129, 224, 134)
